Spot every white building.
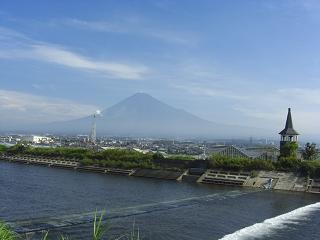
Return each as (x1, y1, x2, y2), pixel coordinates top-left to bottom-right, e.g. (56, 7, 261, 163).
(21, 135, 53, 144)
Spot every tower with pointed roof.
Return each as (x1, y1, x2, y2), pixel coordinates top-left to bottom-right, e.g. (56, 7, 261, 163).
(279, 108, 299, 157)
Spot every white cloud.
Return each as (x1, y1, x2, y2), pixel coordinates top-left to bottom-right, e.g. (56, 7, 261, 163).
(0, 89, 99, 122)
(172, 84, 248, 100)
(276, 88, 320, 105)
(63, 19, 122, 33)
(232, 87, 320, 134)
(62, 18, 197, 45)
(0, 26, 148, 80)
(0, 26, 30, 41)
(29, 44, 148, 80)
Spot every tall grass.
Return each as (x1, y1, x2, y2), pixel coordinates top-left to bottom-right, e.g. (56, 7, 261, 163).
(0, 212, 141, 240)
(93, 211, 107, 240)
(0, 222, 18, 240)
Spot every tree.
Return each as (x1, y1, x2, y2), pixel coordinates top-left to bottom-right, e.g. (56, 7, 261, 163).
(302, 142, 317, 160)
(152, 152, 164, 160)
(0, 145, 7, 152)
(280, 142, 298, 158)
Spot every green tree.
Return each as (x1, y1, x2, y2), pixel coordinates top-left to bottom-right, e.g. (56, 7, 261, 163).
(302, 142, 317, 160)
(0, 145, 7, 152)
(280, 142, 298, 158)
(152, 152, 165, 160)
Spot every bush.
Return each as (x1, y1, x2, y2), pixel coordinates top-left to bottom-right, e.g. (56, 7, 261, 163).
(300, 160, 320, 178)
(167, 155, 195, 161)
(249, 159, 275, 171)
(80, 158, 94, 166)
(280, 142, 298, 158)
(152, 152, 164, 160)
(275, 157, 302, 172)
(3, 146, 156, 169)
(0, 145, 7, 153)
(7, 144, 29, 154)
(208, 154, 274, 171)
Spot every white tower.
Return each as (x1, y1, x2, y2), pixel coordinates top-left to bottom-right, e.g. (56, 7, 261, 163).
(90, 110, 101, 144)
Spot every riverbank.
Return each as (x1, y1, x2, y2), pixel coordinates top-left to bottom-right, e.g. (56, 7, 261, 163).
(1, 153, 319, 194)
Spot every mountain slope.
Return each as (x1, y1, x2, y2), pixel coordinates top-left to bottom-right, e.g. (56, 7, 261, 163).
(44, 93, 262, 138)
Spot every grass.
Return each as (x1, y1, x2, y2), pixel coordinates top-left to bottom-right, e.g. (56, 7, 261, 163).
(93, 211, 107, 240)
(0, 222, 18, 240)
(0, 212, 141, 240)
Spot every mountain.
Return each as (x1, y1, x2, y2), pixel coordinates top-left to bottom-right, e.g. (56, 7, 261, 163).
(43, 93, 263, 138)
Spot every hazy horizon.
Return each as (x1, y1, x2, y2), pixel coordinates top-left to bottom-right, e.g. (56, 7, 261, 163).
(1, 1, 320, 140)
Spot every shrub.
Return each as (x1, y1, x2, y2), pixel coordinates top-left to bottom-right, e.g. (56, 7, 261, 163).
(275, 157, 302, 172)
(280, 142, 298, 158)
(300, 160, 320, 178)
(208, 154, 251, 171)
(80, 158, 94, 166)
(0, 145, 8, 152)
(248, 159, 275, 171)
(167, 155, 195, 161)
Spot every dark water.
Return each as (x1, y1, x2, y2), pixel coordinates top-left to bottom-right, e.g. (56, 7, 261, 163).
(1, 161, 319, 240)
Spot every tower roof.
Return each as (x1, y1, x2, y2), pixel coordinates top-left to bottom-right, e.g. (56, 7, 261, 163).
(279, 108, 299, 135)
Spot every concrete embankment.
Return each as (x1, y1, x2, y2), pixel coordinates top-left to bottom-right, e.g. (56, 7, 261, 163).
(196, 169, 320, 193)
(1, 154, 319, 194)
(0, 154, 134, 176)
(0, 154, 185, 179)
(1, 154, 78, 169)
(132, 169, 185, 180)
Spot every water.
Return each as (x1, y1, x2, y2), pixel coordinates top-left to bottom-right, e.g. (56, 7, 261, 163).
(1, 161, 319, 240)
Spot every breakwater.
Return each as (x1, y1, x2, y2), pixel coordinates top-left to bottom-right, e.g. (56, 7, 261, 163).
(1, 153, 319, 193)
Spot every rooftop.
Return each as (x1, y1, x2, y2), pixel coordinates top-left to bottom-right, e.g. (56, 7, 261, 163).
(279, 108, 299, 136)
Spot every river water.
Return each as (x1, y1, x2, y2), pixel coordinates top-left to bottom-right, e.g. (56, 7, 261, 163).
(0, 161, 319, 240)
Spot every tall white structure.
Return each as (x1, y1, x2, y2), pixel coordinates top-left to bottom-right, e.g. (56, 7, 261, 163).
(90, 110, 101, 144)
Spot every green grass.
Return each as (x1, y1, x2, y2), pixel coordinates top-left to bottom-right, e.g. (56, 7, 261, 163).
(0, 222, 18, 240)
(92, 211, 107, 240)
(0, 212, 141, 240)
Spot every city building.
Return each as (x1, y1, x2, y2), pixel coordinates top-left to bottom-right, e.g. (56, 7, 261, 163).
(21, 135, 53, 144)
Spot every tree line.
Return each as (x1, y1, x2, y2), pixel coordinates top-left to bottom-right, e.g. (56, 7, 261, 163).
(1, 143, 319, 177)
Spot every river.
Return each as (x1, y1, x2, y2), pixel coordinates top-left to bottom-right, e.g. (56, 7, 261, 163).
(0, 161, 319, 240)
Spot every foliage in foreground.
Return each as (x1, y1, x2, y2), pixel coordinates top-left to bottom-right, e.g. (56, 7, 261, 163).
(0, 222, 18, 240)
(0, 212, 140, 240)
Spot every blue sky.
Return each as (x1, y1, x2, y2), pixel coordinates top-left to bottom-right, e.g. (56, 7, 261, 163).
(0, 0, 320, 139)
